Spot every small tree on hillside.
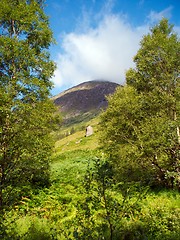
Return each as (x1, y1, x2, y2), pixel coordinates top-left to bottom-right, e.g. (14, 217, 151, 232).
(99, 19, 180, 188)
(0, 0, 58, 209)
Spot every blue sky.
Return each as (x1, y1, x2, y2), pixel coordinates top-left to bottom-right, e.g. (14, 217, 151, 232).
(45, 0, 180, 95)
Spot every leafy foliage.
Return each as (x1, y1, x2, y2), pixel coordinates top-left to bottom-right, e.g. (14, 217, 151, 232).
(0, 0, 59, 209)
(99, 19, 180, 188)
(0, 151, 179, 239)
(0, 15, 179, 239)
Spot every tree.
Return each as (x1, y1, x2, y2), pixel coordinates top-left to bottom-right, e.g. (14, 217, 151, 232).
(99, 19, 180, 188)
(0, 0, 58, 209)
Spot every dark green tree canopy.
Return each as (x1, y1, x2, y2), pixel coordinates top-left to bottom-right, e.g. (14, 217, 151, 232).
(127, 19, 179, 94)
(99, 19, 180, 189)
(0, 0, 58, 209)
(0, 0, 55, 100)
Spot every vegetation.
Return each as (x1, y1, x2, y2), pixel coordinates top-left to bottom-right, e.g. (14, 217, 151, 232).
(1, 109, 179, 239)
(99, 19, 180, 189)
(0, 0, 59, 210)
(0, 5, 179, 239)
(0, 149, 179, 239)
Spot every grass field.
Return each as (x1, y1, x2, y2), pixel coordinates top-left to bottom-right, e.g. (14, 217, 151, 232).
(2, 115, 180, 239)
(54, 115, 100, 153)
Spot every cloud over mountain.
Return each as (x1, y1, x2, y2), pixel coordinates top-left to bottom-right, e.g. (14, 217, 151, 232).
(52, 13, 148, 89)
(52, 4, 178, 91)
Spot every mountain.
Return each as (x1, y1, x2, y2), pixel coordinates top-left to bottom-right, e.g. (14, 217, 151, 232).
(52, 80, 120, 125)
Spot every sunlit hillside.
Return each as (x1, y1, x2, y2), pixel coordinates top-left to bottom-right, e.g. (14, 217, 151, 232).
(52, 80, 120, 126)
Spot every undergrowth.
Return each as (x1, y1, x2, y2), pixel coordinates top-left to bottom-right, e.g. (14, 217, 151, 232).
(1, 150, 179, 239)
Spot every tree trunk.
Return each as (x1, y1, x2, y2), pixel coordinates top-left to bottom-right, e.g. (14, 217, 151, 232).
(0, 190, 3, 211)
(0, 166, 4, 211)
(173, 111, 180, 144)
(176, 125, 180, 145)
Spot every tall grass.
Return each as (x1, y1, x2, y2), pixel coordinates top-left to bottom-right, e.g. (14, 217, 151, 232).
(1, 117, 179, 239)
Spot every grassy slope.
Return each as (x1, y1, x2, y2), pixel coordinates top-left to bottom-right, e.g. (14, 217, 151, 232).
(51, 115, 100, 195)
(54, 116, 100, 153)
(51, 123, 180, 239)
(3, 115, 180, 239)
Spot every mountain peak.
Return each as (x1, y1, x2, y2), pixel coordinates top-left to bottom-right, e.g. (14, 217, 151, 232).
(53, 80, 120, 124)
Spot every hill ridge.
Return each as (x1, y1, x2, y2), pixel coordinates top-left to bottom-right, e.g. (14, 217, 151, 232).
(52, 80, 117, 101)
(53, 80, 120, 124)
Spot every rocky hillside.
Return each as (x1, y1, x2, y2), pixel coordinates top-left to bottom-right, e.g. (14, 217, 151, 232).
(52, 80, 120, 124)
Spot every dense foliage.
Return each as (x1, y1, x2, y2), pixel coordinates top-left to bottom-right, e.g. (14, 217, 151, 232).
(0, 150, 179, 239)
(0, 10, 179, 239)
(99, 19, 180, 188)
(0, 0, 57, 209)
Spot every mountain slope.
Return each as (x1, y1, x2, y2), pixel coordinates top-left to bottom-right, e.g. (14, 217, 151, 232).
(52, 80, 120, 124)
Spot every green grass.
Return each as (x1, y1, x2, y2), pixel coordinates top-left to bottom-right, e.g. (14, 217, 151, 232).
(54, 115, 100, 153)
(1, 115, 180, 240)
(2, 157, 180, 240)
(62, 111, 100, 128)
(51, 149, 96, 186)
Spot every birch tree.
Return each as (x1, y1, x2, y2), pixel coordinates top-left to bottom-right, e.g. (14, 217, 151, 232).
(0, 0, 58, 209)
(99, 19, 180, 188)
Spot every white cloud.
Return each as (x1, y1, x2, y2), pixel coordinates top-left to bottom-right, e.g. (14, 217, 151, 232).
(52, 14, 148, 90)
(148, 6, 173, 23)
